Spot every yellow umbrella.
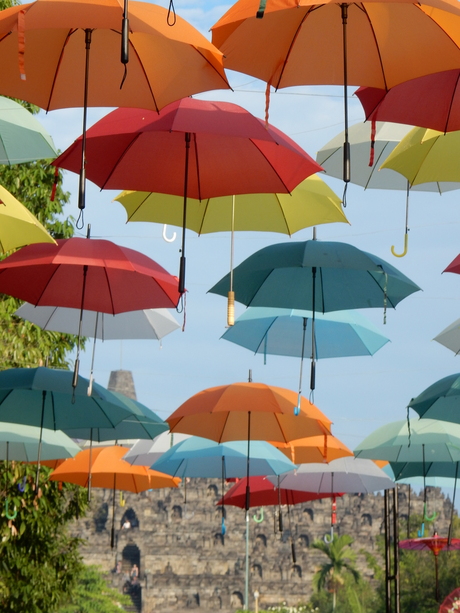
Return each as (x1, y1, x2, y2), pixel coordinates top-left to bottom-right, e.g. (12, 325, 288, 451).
(115, 175, 348, 324)
(380, 127, 460, 187)
(0, 184, 56, 252)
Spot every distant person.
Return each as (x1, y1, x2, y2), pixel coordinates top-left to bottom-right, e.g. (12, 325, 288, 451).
(122, 519, 131, 530)
(130, 564, 139, 581)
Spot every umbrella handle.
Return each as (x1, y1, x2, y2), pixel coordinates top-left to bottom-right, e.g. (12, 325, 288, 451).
(119, 492, 126, 507)
(423, 503, 437, 522)
(221, 516, 226, 536)
(5, 499, 17, 520)
(162, 224, 177, 243)
(418, 522, 425, 538)
(390, 233, 408, 258)
(253, 508, 264, 523)
(324, 526, 334, 544)
(17, 477, 26, 493)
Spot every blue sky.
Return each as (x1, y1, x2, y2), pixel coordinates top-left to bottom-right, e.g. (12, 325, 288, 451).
(35, 0, 460, 465)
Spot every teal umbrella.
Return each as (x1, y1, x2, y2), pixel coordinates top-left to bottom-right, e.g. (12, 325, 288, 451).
(0, 96, 57, 164)
(0, 367, 137, 486)
(408, 373, 460, 423)
(0, 422, 80, 462)
(209, 239, 419, 396)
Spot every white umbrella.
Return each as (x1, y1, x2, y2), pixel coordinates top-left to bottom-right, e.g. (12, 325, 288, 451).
(268, 456, 395, 494)
(0, 422, 81, 462)
(317, 121, 460, 256)
(433, 319, 460, 356)
(123, 431, 192, 466)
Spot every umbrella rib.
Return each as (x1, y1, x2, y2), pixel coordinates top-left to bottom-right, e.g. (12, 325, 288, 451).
(254, 319, 277, 355)
(46, 29, 77, 111)
(275, 193, 292, 236)
(356, 6, 388, 92)
(98, 134, 143, 191)
(446, 73, 460, 132)
(127, 41, 160, 114)
(193, 47, 232, 91)
(366, 269, 398, 310)
(102, 267, 116, 315)
(273, 7, 314, 90)
(251, 140, 291, 194)
(198, 198, 212, 235)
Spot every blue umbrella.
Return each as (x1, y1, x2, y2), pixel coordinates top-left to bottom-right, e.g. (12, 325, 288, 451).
(152, 435, 296, 536)
(209, 239, 419, 397)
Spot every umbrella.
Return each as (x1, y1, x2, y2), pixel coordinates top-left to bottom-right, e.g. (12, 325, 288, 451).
(53, 97, 323, 293)
(209, 238, 420, 394)
(269, 457, 395, 494)
(0, 96, 57, 163)
(49, 445, 180, 547)
(0, 184, 56, 253)
(274, 434, 353, 464)
(407, 373, 460, 423)
(0, 0, 230, 213)
(0, 236, 181, 385)
(380, 127, 460, 187)
(0, 367, 138, 486)
(399, 533, 460, 601)
(439, 587, 460, 613)
(0, 422, 81, 462)
(216, 475, 339, 508)
(151, 436, 296, 478)
(433, 319, 460, 355)
(211, 0, 460, 184)
(316, 121, 459, 255)
(123, 432, 192, 466)
(166, 381, 332, 510)
(14, 303, 181, 392)
(355, 70, 460, 134)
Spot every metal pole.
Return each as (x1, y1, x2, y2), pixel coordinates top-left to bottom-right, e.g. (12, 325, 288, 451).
(384, 489, 391, 613)
(393, 486, 400, 613)
(245, 510, 250, 610)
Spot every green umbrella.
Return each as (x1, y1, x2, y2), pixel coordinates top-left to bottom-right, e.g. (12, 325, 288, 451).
(0, 367, 137, 486)
(408, 373, 460, 423)
(0, 422, 80, 462)
(0, 96, 57, 164)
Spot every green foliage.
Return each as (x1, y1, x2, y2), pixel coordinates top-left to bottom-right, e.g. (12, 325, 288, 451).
(58, 564, 131, 613)
(0, 461, 88, 612)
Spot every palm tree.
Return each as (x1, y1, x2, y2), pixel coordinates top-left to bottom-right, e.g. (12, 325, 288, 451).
(312, 534, 360, 610)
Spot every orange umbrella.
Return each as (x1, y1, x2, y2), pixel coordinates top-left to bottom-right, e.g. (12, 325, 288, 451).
(274, 434, 353, 464)
(0, 0, 230, 213)
(166, 382, 332, 444)
(211, 0, 460, 184)
(50, 446, 180, 546)
(166, 381, 332, 510)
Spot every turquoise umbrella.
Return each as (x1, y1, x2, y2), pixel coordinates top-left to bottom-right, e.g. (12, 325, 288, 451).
(408, 373, 460, 423)
(0, 422, 80, 462)
(209, 239, 419, 396)
(0, 367, 137, 486)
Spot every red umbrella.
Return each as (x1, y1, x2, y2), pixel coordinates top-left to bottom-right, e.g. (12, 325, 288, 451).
(439, 587, 460, 613)
(399, 533, 460, 601)
(356, 70, 460, 134)
(0, 236, 181, 384)
(217, 475, 339, 508)
(53, 97, 323, 293)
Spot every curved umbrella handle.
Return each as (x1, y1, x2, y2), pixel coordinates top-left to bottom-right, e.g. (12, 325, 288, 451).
(418, 522, 425, 538)
(17, 477, 26, 493)
(5, 498, 17, 520)
(324, 526, 334, 544)
(253, 508, 264, 523)
(119, 491, 126, 507)
(221, 516, 226, 536)
(162, 224, 177, 243)
(391, 233, 408, 258)
(423, 502, 437, 522)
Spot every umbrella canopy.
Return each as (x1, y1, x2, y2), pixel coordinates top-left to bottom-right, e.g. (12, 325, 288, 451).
(14, 303, 181, 341)
(208, 239, 421, 312)
(316, 121, 458, 193)
(433, 318, 460, 355)
(64, 391, 169, 442)
(216, 475, 339, 508)
(0, 96, 57, 163)
(269, 457, 395, 494)
(114, 174, 348, 235)
(408, 374, 460, 423)
(0, 184, 56, 253)
(0, 236, 180, 313)
(439, 587, 460, 613)
(0, 422, 81, 462)
(166, 382, 332, 444)
(49, 445, 179, 491)
(53, 97, 322, 293)
(123, 432, 192, 466)
(0, 0, 229, 112)
(221, 307, 390, 359)
(380, 127, 460, 186)
(356, 70, 460, 134)
(354, 418, 460, 462)
(151, 436, 296, 478)
(389, 461, 460, 481)
(274, 434, 353, 464)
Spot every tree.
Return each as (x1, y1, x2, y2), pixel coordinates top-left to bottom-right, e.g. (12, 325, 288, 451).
(312, 534, 361, 611)
(0, 461, 88, 612)
(58, 564, 131, 613)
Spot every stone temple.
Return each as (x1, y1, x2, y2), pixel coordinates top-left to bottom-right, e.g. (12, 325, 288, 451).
(74, 371, 455, 613)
